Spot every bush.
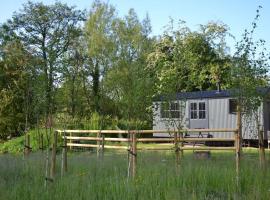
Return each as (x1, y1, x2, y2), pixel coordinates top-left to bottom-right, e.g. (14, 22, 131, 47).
(0, 112, 151, 153)
(0, 129, 51, 154)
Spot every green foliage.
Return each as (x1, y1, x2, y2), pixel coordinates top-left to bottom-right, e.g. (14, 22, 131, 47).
(9, 0, 85, 119)
(0, 111, 149, 154)
(0, 40, 33, 139)
(147, 20, 232, 94)
(103, 9, 154, 122)
(0, 1, 85, 139)
(0, 136, 25, 154)
(0, 129, 49, 154)
(231, 7, 270, 114)
(84, 0, 117, 113)
(53, 112, 149, 131)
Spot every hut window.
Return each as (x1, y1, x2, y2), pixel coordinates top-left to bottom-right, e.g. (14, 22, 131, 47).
(161, 102, 169, 118)
(199, 102, 206, 119)
(229, 99, 237, 114)
(170, 102, 180, 118)
(160, 102, 181, 118)
(190, 103, 198, 119)
(190, 102, 206, 119)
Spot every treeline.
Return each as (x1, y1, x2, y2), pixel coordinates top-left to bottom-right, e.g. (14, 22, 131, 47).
(0, 1, 268, 139)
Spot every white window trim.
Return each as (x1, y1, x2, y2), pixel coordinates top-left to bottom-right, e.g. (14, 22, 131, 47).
(190, 101, 206, 120)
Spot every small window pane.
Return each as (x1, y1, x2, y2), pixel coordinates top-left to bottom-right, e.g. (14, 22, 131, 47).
(162, 102, 169, 110)
(171, 111, 180, 118)
(161, 102, 169, 118)
(199, 111, 205, 119)
(161, 102, 181, 119)
(199, 102, 205, 110)
(190, 103, 198, 119)
(194, 111, 197, 119)
(191, 111, 197, 119)
(229, 99, 237, 114)
(170, 102, 178, 110)
(191, 103, 197, 111)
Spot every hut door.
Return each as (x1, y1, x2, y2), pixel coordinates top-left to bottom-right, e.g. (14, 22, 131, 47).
(189, 100, 209, 129)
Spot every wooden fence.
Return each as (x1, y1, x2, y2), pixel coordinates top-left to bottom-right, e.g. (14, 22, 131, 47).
(56, 128, 240, 151)
(47, 128, 240, 179)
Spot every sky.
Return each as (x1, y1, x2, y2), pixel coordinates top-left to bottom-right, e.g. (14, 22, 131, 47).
(0, 0, 269, 54)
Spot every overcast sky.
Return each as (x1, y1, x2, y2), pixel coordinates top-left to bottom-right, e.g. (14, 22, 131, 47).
(0, 0, 269, 54)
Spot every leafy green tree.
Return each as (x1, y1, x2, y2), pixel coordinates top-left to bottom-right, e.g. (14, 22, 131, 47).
(103, 9, 154, 125)
(231, 6, 269, 160)
(7, 1, 85, 124)
(147, 20, 232, 95)
(0, 40, 33, 139)
(84, 0, 116, 113)
(57, 36, 89, 118)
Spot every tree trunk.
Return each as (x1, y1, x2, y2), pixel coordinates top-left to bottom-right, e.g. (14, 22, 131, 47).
(42, 33, 49, 121)
(81, 68, 92, 109)
(92, 61, 100, 113)
(70, 74, 76, 118)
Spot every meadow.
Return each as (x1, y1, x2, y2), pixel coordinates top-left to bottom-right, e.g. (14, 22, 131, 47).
(1, 150, 270, 200)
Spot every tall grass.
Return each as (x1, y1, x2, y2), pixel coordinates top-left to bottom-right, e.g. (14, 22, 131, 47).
(0, 151, 270, 199)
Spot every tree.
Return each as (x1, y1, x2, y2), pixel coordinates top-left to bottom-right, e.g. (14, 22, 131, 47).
(7, 1, 85, 125)
(84, 0, 116, 113)
(103, 9, 154, 125)
(0, 40, 33, 139)
(231, 6, 270, 161)
(147, 20, 232, 95)
(58, 36, 87, 118)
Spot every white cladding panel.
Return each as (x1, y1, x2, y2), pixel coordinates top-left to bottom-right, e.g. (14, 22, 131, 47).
(208, 98, 236, 138)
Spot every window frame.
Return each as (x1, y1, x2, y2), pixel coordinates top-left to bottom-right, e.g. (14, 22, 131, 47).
(190, 101, 206, 120)
(190, 102, 198, 119)
(229, 99, 237, 114)
(198, 102, 206, 119)
(160, 101, 184, 119)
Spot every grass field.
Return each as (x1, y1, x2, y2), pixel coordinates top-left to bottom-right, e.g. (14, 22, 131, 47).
(0, 150, 270, 200)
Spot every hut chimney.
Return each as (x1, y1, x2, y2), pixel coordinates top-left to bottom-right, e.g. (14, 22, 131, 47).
(216, 80, 221, 92)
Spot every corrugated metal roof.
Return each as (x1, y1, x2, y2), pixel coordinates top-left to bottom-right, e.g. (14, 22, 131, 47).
(154, 88, 270, 101)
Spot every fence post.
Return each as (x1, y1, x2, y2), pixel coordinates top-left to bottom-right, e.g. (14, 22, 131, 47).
(69, 132, 72, 151)
(233, 129, 240, 190)
(24, 134, 31, 156)
(101, 133, 105, 152)
(174, 131, 179, 151)
(41, 132, 44, 151)
(127, 130, 132, 178)
(174, 130, 181, 161)
(132, 131, 137, 178)
(235, 130, 240, 159)
(44, 147, 50, 187)
(258, 130, 265, 165)
(97, 131, 102, 156)
(174, 130, 181, 168)
(236, 105, 242, 156)
(179, 131, 184, 155)
(61, 131, 67, 177)
(50, 131, 58, 180)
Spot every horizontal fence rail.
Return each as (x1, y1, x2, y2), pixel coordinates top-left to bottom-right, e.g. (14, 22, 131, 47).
(64, 136, 235, 142)
(57, 128, 238, 134)
(56, 128, 240, 153)
(66, 143, 129, 149)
